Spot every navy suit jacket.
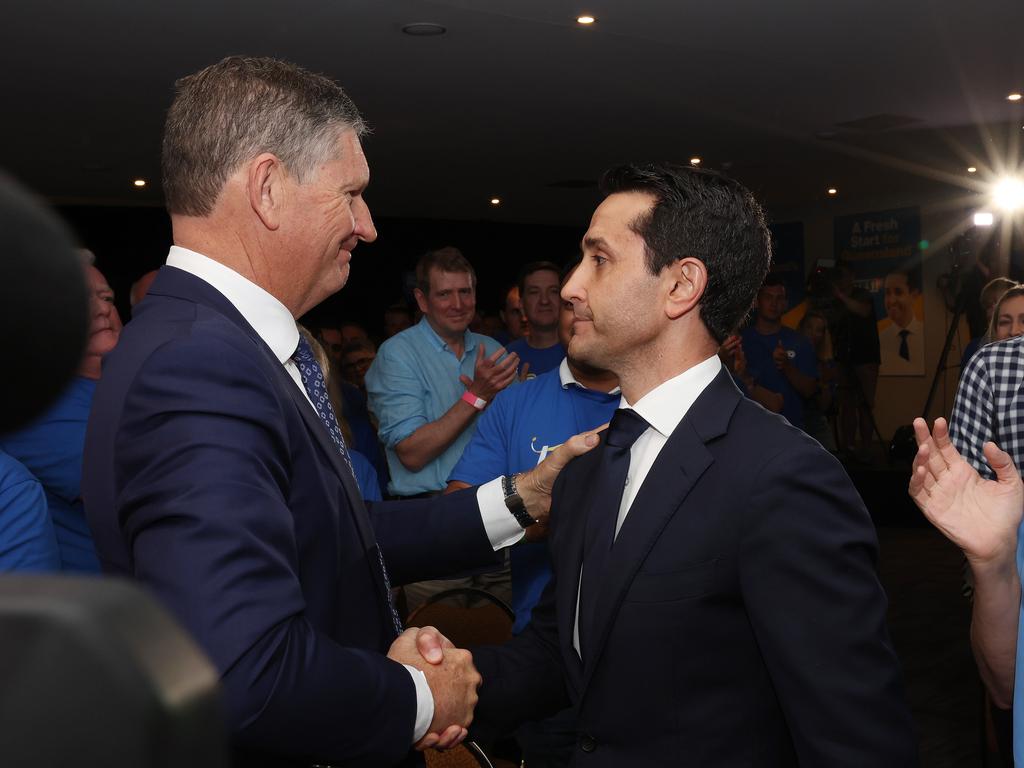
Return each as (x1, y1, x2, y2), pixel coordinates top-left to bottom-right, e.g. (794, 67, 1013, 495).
(83, 267, 499, 767)
(473, 369, 918, 766)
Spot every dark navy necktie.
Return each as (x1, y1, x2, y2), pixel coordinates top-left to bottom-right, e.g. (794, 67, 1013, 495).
(292, 334, 403, 636)
(578, 407, 650, 660)
(898, 329, 910, 361)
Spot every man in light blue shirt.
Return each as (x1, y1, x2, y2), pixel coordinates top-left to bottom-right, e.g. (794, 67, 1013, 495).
(367, 247, 520, 609)
(366, 246, 519, 498)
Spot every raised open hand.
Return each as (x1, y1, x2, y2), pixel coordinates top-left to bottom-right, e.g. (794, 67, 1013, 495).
(909, 417, 1023, 566)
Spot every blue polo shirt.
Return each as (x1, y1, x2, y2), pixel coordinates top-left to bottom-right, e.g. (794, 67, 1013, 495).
(507, 338, 567, 378)
(448, 359, 619, 632)
(366, 317, 506, 496)
(0, 450, 60, 571)
(740, 325, 818, 430)
(0, 377, 99, 571)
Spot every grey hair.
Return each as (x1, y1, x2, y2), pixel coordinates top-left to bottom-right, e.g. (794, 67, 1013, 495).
(161, 56, 368, 216)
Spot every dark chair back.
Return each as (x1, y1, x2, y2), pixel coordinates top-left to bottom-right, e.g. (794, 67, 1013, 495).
(406, 587, 514, 647)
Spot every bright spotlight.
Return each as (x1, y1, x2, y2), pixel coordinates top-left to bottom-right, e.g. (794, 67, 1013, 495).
(974, 211, 995, 227)
(992, 177, 1024, 212)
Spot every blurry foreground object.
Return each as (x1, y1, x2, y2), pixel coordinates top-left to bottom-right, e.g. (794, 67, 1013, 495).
(0, 576, 227, 767)
(0, 174, 88, 433)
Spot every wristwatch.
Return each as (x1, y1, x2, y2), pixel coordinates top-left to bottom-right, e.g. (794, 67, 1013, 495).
(502, 474, 536, 528)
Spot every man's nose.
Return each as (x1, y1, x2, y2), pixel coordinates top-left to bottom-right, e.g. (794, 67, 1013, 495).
(561, 274, 583, 305)
(353, 197, 377, 244)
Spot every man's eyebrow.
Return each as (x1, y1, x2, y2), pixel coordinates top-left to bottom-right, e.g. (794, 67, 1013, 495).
(582, 235, 609, 251)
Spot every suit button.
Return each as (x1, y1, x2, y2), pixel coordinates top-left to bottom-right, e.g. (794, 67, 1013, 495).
(579, 733, 597, 752)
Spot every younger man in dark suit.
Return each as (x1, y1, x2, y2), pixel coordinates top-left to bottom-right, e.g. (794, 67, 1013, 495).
(471, 162, 917, 766)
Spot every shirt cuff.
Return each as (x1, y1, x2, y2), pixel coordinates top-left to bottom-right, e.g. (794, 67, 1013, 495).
(404, 664, 434, 743)
(477, 476, 526, 549)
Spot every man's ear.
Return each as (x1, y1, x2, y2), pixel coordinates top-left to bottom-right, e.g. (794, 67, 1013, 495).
(247, 153, 285, 231)
(665, 257, 707, 320)
(413, 287, 429, 315)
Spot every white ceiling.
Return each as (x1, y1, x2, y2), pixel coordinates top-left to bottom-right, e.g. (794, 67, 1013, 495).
(1, 0, 1022, 224)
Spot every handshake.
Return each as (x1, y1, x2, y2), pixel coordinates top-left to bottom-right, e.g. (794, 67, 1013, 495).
(387, 625, 482, 751)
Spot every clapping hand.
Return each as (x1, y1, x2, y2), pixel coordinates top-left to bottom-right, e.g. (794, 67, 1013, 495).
(459, 346, 519, 402)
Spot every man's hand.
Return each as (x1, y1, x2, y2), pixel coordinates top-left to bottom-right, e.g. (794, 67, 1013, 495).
(390, 626, 467, 749)
(719, 334, 746, 377)
(459, 346, 519, 402)
(388, 627, 482, 751)
(516, 427, 604, 529)
(909, 417, 1023, 567)
(772, 340, 789, 370)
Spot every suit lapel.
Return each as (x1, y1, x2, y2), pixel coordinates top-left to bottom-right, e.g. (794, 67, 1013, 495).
(579, 421, 713, 691)
(152, 267, 385, 578)
(577, 369, 741, 693)
(264, 355, 378, 548)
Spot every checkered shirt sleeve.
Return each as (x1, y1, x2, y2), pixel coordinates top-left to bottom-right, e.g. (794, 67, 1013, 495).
(949, 336, 1024, 480)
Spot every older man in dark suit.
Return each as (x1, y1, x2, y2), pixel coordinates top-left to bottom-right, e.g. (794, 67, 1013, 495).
(82, 56, 593, 768)
(471, 163, 918, 766)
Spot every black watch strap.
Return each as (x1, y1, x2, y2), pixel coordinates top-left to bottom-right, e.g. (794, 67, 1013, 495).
(502, 474, 536, 528)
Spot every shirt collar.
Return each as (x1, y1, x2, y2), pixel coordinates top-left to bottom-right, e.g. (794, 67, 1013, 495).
(417, 316, 477, 356)
(166, 246, 299, 364)
(559, 358, 622, 394)
(620, 355, 722, 438)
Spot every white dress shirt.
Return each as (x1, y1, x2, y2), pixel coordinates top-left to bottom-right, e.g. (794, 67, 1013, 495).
(573, 354, 722, 655)
(165, 246, 523, 742)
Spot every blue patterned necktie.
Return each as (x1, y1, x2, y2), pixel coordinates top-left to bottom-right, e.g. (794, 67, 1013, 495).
(292, 334, 403, 636)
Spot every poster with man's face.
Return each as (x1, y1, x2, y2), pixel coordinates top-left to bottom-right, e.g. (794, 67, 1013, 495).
(835, 207, 924, 376)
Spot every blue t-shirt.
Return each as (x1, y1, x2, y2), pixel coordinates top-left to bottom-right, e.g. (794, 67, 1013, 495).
(0, 449, 60, 571)
(740, 326, 818, 430)
(448, 361, 619, 633)
(0, 377, 99, 571)
(507, 338, 567, 379)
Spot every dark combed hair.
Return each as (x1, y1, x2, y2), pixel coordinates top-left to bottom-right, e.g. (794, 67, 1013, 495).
(517, 260, 562, 296)
(599, 162, 772, 342)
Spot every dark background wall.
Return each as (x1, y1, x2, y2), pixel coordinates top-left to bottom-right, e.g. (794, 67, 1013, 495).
(58, 205, 589, 338)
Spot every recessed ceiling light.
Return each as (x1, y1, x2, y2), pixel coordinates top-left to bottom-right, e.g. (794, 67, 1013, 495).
(974, 212, 995, 226)
(401, 22, 447, 36)
(689, 157, 701, 166)
(1008, 93, 1023, 102)
(827, 188, 838, 195)
(133, 179, 146, 188)
(967, 166, 978, 173)
(490, 197, 501, 206)
(576, 15, 596, 25)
